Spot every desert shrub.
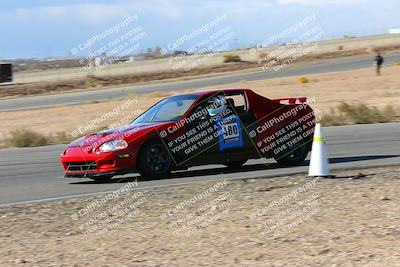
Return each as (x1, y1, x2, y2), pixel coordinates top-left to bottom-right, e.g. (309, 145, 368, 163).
(6, 129, 51, 147)
(92, 125, 109, 134)
(223, 54, 242, 63)
(5, 129, 83, 147)
(337, 45, 344, 51)
(319, 108, 346, 126)
(298, 76, 310, 84)
(320, 102, 397, 126)
(319, 114, 335, 126)
(338, 102, 393, 124)
(85, 74, 98, 87)
(53, 131, 75, 144)
(381, 106, 396, 120)
(258, 52, 268, 60)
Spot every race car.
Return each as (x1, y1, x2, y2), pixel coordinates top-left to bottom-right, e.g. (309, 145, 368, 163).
(61, 89, 316, 181)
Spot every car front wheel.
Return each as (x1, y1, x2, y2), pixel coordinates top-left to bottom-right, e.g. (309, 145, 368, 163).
(138, 140, 172, 179)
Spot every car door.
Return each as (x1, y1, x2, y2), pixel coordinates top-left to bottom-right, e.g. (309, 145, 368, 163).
(222, 92, 256, 154)
(183, 96, 221, 162)
(183, 92, 257, 164)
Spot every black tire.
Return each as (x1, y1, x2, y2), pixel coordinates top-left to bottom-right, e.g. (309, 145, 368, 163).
(138, 140, 172, 179)
(274, 143, 309, 166)
(90, 175, 114, 182)
(224, 160, 247, 168)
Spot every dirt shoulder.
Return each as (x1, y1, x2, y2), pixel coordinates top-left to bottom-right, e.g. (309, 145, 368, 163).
(0, 165, 399, 266)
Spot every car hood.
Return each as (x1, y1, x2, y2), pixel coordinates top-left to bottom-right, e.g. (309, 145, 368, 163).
(68, 122, 168, 148)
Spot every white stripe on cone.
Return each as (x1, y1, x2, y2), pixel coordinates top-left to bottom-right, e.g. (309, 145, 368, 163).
(308, 123, 330, 177)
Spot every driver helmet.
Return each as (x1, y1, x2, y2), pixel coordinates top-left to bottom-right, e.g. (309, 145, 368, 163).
(207, 95, 227, 116)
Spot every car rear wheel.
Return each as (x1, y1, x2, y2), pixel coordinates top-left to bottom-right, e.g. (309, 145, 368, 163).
(138, 140, 172, 179)
(224, 160, 247, 168)
(274, 143, 309, 166)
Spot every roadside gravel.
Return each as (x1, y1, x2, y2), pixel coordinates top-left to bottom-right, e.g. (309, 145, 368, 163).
(0, 165, 399, 266)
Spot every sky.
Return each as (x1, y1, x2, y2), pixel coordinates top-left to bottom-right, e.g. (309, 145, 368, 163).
(1, 0, 399, 59)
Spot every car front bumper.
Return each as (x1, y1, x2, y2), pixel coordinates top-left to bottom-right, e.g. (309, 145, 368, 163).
(60, 146, 136, 178)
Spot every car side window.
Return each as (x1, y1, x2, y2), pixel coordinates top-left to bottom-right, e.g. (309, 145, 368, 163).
(205, 95, 228, 117)
(225, 93, 247, 114)
(188, 92, 247, 122)
(188, 95, 225, 121)
(191, 104, 209, 120)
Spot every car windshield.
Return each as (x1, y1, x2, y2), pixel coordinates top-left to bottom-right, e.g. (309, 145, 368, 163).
(132, 95, 198, 124)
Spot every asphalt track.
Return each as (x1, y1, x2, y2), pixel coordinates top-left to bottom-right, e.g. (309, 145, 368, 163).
(1, 52, 400, 112)
(0, 123, 399, 206)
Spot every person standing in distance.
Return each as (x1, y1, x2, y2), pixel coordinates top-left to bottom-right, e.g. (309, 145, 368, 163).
(374, 52, 384, 76)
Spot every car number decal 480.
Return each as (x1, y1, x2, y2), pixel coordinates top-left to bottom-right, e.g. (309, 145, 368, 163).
(216, 115, 244, 151)
(222, 122, 239, 140)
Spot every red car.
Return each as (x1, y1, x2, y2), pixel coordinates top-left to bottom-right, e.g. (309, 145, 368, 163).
(61, 89, 316, 181)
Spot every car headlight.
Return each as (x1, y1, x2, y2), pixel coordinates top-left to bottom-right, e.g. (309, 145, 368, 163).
(98, 140, 128, 152)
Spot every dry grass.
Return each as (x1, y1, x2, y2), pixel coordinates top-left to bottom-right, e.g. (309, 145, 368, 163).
(320, 102, 397, 126)
(6, 129, 51, 147)
(258, 52, 268, 60)
(52, 131, 77, 144)
(223, 54, 242, 63)
(5, 129, 78, 147)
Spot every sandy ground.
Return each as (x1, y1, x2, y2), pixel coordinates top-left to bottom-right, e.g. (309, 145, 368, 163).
(0, 65, 399, 144)
(0, 165, 399, 266)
